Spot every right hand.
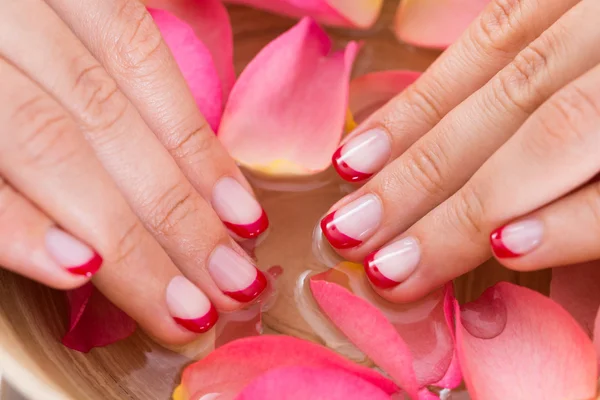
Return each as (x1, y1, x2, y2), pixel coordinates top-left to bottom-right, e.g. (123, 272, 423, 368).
(0, 0, 268, 344)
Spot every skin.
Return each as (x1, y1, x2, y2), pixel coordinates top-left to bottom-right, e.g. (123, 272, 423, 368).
(328, 0, 600, 302)
(0, 0, 261, 345)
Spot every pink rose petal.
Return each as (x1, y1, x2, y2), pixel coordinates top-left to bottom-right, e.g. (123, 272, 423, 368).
(235, 366, 393, 400)
(349, 70, 421, 124)
(218, 18, 358, 176)
(550, 261, 600, 337)
(224, 0, 383, 29)
(180, 335, 399, 399)
(146, 0, 235, 101)
(62, 283, 136, 353)
(456, 282, 597, 400)
(310, 279, 420, 398)
(394, 0, 490, 50)
(148, 6, 227, 130)
(310, 265, 461, 397)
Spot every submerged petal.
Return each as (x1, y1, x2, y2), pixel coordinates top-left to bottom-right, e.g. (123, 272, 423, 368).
(456, 282, 597, 400)
(148, 1, 234, 130)
(349, 70, 421, 124)
(310, 266, 461, 398)
(394, 0, 489, 49)
(224, 0, 382, 29)
(178, 335, 398, 399)
(235, 366, 393, 400)
(218, 18, 358, 176)
(62, 283, 136, 353)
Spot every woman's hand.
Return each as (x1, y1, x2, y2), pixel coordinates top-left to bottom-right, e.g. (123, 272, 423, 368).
(321, 0, 600, 302)
(0, 0, 268, 344)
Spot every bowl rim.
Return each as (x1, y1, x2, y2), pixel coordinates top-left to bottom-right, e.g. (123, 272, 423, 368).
(0, 347, 67, 400)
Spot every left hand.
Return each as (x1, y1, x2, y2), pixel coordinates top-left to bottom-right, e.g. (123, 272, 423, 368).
(320, 0, 600, 302)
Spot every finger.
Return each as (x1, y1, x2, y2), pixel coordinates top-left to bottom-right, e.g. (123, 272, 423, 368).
(322, 0, 600, 260)
(0, 58, 216, 343)
(0, 0, 267, 310)
(46, 0, 268, 238)
(0, 178, 92, 289)
(331, 0, 579, 182)
(364, 61, 600, 302)
(490, 181, 600, 270)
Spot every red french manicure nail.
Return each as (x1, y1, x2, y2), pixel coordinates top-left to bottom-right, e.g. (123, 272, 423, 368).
(363, 237, 421, 289)
(332, 128, 391, 182)
(45, 227, 103, 278)
(208, 245, 267, 303)
(223, 269, 268, 303)
(320, 194, 382, 249)
(490, 220, 543, 258)
(222, 210, 269, 240)
(364, 252, 400, 289)
(213, 177, 269, 239)
(166, 276, 219, 333)
(66, 253, 103, 277)
(172, 304, 219, 334)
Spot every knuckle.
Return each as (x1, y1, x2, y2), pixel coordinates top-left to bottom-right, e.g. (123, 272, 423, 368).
(524, 85, 600, 158)
(403, 143, 449, 198)
(165, 121, 217, 162)
(494, 40, 551, 114)
(401, 84, 446, 125)
(447, 186, 487, 238)
(471, 0, 524, 55)
(71, 60, 130, 133)
(11, 96, 79, 169)
(145, 182, 199, 236)
(108, 220, 148, 267)
(113, 1, 166, 74)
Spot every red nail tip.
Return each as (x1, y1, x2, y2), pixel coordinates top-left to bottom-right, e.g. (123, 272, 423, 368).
(364, 252, 400, 289)
(66, 253, 103, 277)
(320, 211, 363, 249)
(173, 304, 219, 334)
(490, 227, 520, 258)
(223, 210, 269, 239)
(223, 269, 268, 303)
(332, 146, 373, 183)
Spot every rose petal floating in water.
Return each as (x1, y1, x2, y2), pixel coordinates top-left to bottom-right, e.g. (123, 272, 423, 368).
(218, 17, 358, 176)
(349, 70, 421, 124)
(177, 335, 399, 400)
(223, 0, 383, 29)
(456, 282, 597, 400)
(235, 366, 393, 400)
(62, 283, 137, 353)
(149, 2, 232, 130)
(394, 0, 490, 49)
(146, 0, 235, 102)
(310, 268, 461, 399)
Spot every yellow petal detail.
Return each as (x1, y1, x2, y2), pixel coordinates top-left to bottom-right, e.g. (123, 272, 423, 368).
(344, 108, 357, 133)
(172, 385, 187, 400)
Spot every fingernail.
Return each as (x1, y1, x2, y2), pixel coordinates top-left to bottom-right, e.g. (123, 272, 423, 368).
(332, 128, 391, 182)
(212, 177, 269, 239)
(490, 219, 543, 258)
(45, 227, 102, 277)
(364, 237, 420, 289)
(166, 276, 218, 333)
(320, 194, 383, 249)
(208, 245, 267, 302)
